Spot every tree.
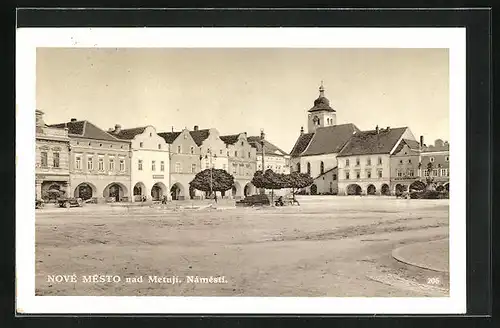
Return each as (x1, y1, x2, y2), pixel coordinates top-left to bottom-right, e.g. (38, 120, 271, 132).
(251, 169, 285, 205)
(281, 171, 314, 203)
(189, 169, 235, 201)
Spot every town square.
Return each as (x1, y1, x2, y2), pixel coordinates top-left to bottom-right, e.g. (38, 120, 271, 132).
(34, 47, 450, 297)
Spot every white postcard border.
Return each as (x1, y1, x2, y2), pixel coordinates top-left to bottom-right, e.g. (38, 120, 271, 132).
(16, 27, 466, 314)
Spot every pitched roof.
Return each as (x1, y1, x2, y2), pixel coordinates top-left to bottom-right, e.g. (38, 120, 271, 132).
(189, 129, 210, 146)
(313, 166, 337, 180)
(112, 127, 147, 140)
(309, 96, 335, 113)
(290, 133, 315, 157)
(220, 134, 241, 145)
(247, 137, 289, 156)
(337, 127, 408, 157)
(48, 120, 122, 142)
(158, 132, 181, 144)
(404, 139, 421, 150)
(300, 123, 361, 157)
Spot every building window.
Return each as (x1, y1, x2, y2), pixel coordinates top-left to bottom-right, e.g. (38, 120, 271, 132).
(177, 145, 182, 153)
(356, 171, 360, 179)
(175, 162, 181, 173)
(232, 164, 237, 174)
(441, 168, 449, 177)
(191, 163, 197, 173)
(333, 174, 337, 181)
(445, 156, 449, 162)
(160, 161, 165, 172)
(397, 169, 403, 177)
(307, 162, 311, 175)
(189, 146, 194, 154)
(430, 157, 435, 162)
(424, 170, 430, 177)
(345, 171, 350, 180)
(367, 158, 371, 166)
(378, 157, 382, 165)
(248, 152, 251, 158)
(239, 164, 244, 175)
(399, 160, 403, 165)
(205, 161, 209, 169)
(75, 156, 82, 170)
(432, 169, 439, 176)
(220, 149, 223, 155)
(234, 151, 238, 157)
(87, 156, 93, 170)
(378, 170, 383, 178)
(407, 169, 415, 177)
(227, 151, 230, 156)
(367, 170, 372, 179)
(53, 152, 60, 168)
(119, 159, 125, 172)
(40, 152, 48, 167)
(356, 158, 360, 166)
(150, 133, 152, 137)
(408, 159, 412, 164)
(98, 158, 104, 171)
(109, 158, 115, 171)
(158, 144, 162, 149)
(320, 161, 324, 174)
(152, 160, 156, 171)
(138, 159, 143, 171)
(140, 142, 144, 148)
(345, 159, 350, 167)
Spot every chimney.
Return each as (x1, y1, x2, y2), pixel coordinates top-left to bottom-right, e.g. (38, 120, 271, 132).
(70, 118, 77, 122)
(300, 126, 304, 135)
(108, 128, 114, 132)
(420, 135, 424, 147)
(386, 126, 390, 131)
(193, 125, 199, 131)
(260, 129, 265, 141)
(171, 126, 174, 132)
(375, 125, 379, 134)
(114, 124, 122, 134)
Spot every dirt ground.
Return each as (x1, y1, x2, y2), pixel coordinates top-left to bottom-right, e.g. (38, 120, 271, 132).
(35, 196, 449, 297)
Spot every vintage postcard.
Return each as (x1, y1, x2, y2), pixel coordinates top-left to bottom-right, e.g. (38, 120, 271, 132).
(16, 27, 466, 314)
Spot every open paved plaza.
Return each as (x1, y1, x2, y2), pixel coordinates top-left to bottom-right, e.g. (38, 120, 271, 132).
(35, 196, 449, 297)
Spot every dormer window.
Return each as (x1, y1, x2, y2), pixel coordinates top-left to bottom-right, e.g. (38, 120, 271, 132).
(139, 142, 144, 148)
(150, 133, 152, 137)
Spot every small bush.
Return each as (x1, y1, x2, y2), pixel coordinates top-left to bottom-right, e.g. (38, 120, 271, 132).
(410, 190, 446, 199)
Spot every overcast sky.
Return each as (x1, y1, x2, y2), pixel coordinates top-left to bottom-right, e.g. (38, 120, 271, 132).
(36, 48, 449, 152)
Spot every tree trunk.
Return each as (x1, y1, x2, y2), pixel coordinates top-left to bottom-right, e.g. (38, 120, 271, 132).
(271, 189, 274, 206)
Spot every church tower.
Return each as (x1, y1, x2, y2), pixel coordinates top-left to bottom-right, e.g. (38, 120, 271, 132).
(307, 81, 336, 133)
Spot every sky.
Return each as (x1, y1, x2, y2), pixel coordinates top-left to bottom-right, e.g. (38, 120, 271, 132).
(36, 48, 449, 153)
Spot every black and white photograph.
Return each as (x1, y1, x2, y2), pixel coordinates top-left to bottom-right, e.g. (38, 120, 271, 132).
(16, 26, 468, 314)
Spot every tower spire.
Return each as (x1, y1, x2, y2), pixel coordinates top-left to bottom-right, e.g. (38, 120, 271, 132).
(319, 80, 325, 97)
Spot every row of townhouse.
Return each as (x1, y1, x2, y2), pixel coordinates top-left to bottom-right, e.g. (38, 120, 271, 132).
(289, 83, 449, 196)
(35, 110, 291, 203)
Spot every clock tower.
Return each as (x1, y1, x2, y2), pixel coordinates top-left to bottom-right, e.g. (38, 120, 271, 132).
(307, 81, 337, 133)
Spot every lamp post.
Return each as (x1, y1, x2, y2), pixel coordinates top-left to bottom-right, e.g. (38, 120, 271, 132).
(205, 148, 214, 199)
(260, 129, 265, 195)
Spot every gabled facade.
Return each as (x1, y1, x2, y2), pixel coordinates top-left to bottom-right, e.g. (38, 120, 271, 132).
(220, 132, 257, 198)
(35, 110, 71, 201)
(247, 136, 290, 175)
(110, 125, 170, 202)
(48, 118, 132, 202)
(420, 137, 450, 186)
(158, 128, 200, 200)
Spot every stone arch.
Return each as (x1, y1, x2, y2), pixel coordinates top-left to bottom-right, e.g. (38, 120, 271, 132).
(133, 182, 146, 201)
(151, 182, 167, 201)
(170, 182, 185, 200)
(232, 181, 242, 198)
(73, 182, 97, 200)
(103, 182, 129, 202)
(409, 180, 426, 191)
(381, 184, 391, 196)
(444, 182, 449, 191)
(347, 184, 362, 195)
(310, 184, 318, 195)
(244, 182, 255, 197)
(395, 184, 407, 194)
(367, 184, 376, 195)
